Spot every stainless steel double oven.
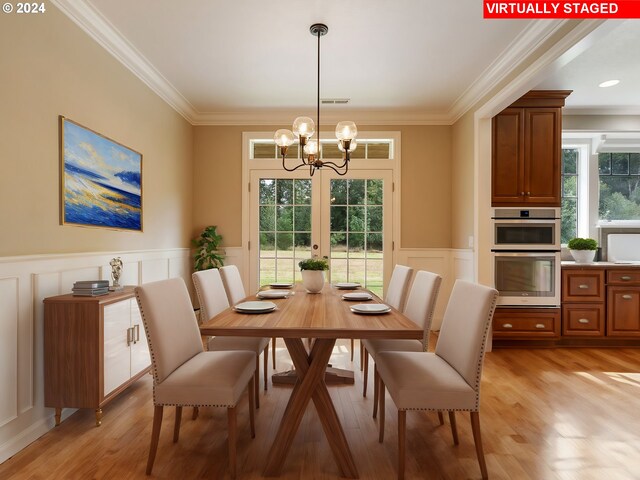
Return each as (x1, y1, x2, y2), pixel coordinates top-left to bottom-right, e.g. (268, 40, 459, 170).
(491, 208, 561, 307)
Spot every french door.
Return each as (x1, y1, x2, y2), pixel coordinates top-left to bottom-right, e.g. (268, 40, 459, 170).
(249, 169, 393, 297)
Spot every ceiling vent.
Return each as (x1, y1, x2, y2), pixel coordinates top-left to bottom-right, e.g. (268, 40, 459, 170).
(321, 98, 350, 105)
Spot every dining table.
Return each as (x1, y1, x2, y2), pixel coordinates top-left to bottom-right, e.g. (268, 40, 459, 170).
(199, 282, 423, 478)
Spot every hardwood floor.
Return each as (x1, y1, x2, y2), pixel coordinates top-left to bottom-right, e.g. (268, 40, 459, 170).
(1, 339, 640, 479)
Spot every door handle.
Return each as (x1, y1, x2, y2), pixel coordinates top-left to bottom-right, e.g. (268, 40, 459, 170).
(313, 244, 318, 250)
(134, 324, 140, 343)
(126, 327, 133, 347)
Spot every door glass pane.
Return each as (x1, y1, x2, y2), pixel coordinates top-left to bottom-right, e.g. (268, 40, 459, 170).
(259, 178, 312, 285)
(329, 178, 384, 297)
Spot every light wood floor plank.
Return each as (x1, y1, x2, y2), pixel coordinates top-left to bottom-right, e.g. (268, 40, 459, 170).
(1, 339, 639, 479)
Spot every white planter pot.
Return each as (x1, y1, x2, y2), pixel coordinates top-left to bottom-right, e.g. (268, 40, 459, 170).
(301, 270, 325, 293)
(570, 249, 596, 264)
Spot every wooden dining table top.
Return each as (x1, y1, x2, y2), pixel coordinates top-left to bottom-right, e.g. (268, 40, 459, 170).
(199, 283, 423, 340)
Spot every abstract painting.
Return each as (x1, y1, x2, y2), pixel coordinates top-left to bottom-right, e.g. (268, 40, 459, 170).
(60, 116, 142, 231)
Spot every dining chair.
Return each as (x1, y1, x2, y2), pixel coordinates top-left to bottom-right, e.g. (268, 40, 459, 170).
(193, 269, 270, 408)
(358, 264, 414, 369)
(135, 277, 257, 478)
(375, 280, 498, 480)
(361, 270, 442, 412)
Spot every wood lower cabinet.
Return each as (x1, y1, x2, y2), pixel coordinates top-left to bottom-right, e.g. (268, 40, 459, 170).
(607, 286, 640, 337)
(491, 90, 571, 207)
(44, 288, 150, 426)
(493, 308, 560, 339)
(562, 304, 605, 336)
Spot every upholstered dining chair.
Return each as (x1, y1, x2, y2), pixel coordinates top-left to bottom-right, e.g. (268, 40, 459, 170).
(375, 280, 498, 480)
(219, 265, 279, 371)
(361, 270, 442, 413)
(135, 277, 257, 478)
(193, 269, 270, 408)
(358, 264, 414, 369)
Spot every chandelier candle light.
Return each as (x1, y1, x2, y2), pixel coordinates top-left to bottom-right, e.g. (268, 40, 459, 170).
(274, 23, 358, 176)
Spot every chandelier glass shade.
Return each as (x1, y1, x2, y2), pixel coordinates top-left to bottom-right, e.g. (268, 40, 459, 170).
(274, 24, 358, 176)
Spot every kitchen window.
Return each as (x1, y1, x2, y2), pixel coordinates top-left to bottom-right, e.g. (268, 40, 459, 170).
(598, 152, 640, 221)
(561, 148, 579, 244)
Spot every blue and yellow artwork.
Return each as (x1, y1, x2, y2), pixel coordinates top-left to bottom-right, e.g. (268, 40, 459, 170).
(60, 117, 142, 231)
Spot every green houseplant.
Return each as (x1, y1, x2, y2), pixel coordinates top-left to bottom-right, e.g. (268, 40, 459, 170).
(298, 257, 329, 293)
(192, 226, 225, 271)
(567, 237, 597, 264)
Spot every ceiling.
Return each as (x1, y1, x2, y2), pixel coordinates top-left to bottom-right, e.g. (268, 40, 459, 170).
(52, 1, 640, 125)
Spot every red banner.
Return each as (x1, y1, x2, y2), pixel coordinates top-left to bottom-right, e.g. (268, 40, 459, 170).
(484, 1, 640, 18)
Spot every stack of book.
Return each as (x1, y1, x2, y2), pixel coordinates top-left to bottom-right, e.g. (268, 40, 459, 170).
(72, 280, 110, 296)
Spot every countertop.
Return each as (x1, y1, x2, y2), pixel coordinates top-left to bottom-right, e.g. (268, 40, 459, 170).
(562, 261, 640, 268)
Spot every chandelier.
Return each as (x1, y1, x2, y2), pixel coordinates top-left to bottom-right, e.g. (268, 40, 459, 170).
(274, 23, 358, 176)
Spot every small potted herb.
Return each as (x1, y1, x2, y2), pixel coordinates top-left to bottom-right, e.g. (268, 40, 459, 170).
(298, 257, 329, 293)
(567, 237, 598, 264)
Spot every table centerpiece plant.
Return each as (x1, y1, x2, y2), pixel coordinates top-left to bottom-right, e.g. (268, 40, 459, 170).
(299, 257, 329, 293)
(567, 237, 598, 264)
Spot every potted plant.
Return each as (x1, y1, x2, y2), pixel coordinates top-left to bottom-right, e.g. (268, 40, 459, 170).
(192, 226, 225, 271)
(298, 257, 329, 293)
(567, 237, 598, 264)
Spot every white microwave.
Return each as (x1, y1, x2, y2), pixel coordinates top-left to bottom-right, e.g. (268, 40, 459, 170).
(492, 208, 560, 251)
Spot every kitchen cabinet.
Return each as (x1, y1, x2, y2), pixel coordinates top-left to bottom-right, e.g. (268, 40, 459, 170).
(561, 268, 605, 336)
(44, 288, 150, 426)
(607, 269, 640, 337)
(491, 90, 571, 206)
(492, 308, 560, 339)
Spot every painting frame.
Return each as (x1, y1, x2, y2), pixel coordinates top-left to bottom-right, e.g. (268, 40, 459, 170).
(59, 116, 143, 232)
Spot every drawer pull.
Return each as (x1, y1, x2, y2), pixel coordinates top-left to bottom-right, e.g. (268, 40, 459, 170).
(578, 284, 589, 289)
(622, 294, 633, 300)
(535, 323, 546, 329)
(620, 276, 632, 281)
(578, 318, 589, 324)
(502, 323, 513, 329)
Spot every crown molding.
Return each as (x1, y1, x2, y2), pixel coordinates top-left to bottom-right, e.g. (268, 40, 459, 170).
(51, 0, 198, 123)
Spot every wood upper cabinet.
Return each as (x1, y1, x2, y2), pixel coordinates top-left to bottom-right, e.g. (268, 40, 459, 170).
(492, 90, 571, 207)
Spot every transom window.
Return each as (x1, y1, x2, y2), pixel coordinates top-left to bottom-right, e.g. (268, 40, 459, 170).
(250, 139, 393, 160)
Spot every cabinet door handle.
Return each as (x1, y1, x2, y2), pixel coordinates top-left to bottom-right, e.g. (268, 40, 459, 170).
(578, 318, 590, 324)
(526, 192, 531, 196)
(502, 323, 513, 329)
(535, 323, 546, 329)
(126, 327, 133, 347)
(620, 276, 632, 281)
(622, 294, 633, 300)
(520, 192, 525, 196)
(134, 324, 140, 343)
(578, 284, 589, 289)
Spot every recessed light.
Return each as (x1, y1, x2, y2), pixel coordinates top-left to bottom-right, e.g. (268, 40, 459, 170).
(598, 79, 620, 88)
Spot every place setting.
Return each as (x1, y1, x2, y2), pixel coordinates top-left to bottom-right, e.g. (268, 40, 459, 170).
(233, 301, 278, 314)
(333, 282, 361, 290)
(349, 303, 391, 315)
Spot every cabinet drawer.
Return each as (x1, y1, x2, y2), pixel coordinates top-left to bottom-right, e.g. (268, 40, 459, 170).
(607, 270, 640, 285)
(562, 304, 605, 336)
(562, 269, 605, 302)
(493, 309, 560, 338)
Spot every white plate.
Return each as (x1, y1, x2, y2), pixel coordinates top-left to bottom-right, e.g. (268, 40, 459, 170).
(342, 292, 373, 301)
(270, 282, 293, 289)
(257, 290, 290, 299)
(234, 301, 277, 313)
(350, 303, 391, 314)
(334, 282, 361, 290)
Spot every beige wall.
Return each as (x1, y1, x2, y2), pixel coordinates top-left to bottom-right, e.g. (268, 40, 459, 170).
(451, 111, 475, 249)
(0, 8, 193, 256)
(193, 124, 452, 249)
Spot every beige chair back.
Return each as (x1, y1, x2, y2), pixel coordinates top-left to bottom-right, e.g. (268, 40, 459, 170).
(219, 265, 247, 306)
(403, 270, 442, 350)
(385, 264, 413, 311)
(192, 269, 230, 323)
(434, 280, 498, 390)
(135, 278, 204, 384)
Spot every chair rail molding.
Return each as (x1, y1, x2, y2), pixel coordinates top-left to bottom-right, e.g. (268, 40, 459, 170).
(0, 248, 190, 464)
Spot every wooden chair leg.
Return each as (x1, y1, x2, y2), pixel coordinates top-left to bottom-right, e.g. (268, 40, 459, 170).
(398, 410, 406, 480)
(362, 349, 369, 397)
(192, 406, 199, 420)
(272, 337, 276, 369)
(437, 411, 444, 425)
(254, 357, 260, 409)
(350, 338, 354, 362)
(378, 379, 385, 443)
(173, 406, 182, 443)
(146, 405, 163, 475)
(449, 411, 459, 445)
(470, 411, 488, 480)
(373, 365, 379, 418)
(228, 406, 237, 479)
(248, 376, 256, 439)
(264, 343, 269, 391)
(360, 341, 365, 371)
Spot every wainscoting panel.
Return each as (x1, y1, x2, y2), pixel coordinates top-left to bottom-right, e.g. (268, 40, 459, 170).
(0, 277, 19, 428)
(0, 248, 189, 464)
